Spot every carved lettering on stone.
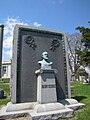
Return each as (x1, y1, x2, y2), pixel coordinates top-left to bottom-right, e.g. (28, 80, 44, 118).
(42, 84, 56, 88)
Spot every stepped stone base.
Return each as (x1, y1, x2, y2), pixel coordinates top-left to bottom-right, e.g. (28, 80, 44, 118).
(0, 99, 85, 120)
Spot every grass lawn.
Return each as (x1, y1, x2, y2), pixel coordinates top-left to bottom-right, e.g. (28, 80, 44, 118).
(60, 82, 90, 120)
(0, 80, 90, 120)
(0, 79, 10, 106)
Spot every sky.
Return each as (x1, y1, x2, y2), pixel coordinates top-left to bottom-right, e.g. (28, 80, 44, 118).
(0, 0, 90, 60)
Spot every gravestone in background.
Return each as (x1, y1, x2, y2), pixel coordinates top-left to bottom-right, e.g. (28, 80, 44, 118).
(11, 25, 68, 103)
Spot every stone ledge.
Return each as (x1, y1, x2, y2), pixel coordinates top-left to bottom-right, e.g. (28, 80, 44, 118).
(66, 103, 85, 111)
(59, 98, 85, 111)
(0, 106, 74, 120)
(30, 108, 74, 120)
(59, 98, 78, 105)
(34, 102, 65, 113)
(0, 106, 32, 120)
(35, 69, 58, 74)
(0, 111, 28, 120)
(6, 102, 38, 112)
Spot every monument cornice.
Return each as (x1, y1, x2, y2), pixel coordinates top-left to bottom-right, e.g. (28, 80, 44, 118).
(15, 24, 65, 37)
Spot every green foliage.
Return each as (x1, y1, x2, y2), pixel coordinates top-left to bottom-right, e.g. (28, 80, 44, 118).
(75, 23, 90, 66)
(2, 78, 10, 83)
(88, 75, 90, 79)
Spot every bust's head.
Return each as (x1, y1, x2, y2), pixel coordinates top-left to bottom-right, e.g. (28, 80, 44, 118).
(42, 51, 48, 60)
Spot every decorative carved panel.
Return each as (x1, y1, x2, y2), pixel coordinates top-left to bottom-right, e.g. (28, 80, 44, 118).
(25, 35, 37, 50)
(50, 38, 60, 51)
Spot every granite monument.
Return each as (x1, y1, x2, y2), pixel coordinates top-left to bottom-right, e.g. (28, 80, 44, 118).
(0, 25, 85, 120)
(11, 25, 69, 103)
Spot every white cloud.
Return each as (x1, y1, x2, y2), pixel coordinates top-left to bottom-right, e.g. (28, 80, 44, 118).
(4, 50, 12, 58)
(4, 17, 28, 36)
(33, 22, 42, 27)
(3, 36, 13, 49)
(3, 17, 29, 60)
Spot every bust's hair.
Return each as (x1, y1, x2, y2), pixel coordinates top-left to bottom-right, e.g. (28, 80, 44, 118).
(42, 51, 48, 56)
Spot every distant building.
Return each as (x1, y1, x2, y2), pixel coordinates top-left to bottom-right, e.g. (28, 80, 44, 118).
(1, 59, 11, 78)
(85, 66, 90, 75)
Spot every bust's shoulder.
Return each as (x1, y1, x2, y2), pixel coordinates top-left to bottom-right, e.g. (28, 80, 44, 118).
(38, 59, 46, 64)
(38, 60, 43, 64)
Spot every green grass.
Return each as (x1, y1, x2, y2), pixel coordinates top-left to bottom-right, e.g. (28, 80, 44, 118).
(71, 82, 90, 120)
(0, 79, 10, 105)
(60, 82, 90, 120)
(2, 78, 10, 83)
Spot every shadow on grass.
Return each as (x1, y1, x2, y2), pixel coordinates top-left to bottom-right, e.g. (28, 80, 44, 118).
(72, 96, 87, 102)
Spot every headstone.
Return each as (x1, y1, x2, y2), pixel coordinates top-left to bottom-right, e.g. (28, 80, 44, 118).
(0, 89, 4, 99)
(11, 25, 69, 103)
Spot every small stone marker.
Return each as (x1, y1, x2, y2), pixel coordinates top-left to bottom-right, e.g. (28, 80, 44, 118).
(0, 89, 4, 99)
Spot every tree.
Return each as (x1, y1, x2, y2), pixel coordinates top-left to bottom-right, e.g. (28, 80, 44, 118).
(76, 23, 90, 66)
(67, 32, 82, 80)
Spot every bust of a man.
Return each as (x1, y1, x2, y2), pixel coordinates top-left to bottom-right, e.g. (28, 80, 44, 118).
(38, 52, 53, 69)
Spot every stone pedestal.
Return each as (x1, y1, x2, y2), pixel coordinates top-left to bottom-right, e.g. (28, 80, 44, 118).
(35, 69, 57, 104)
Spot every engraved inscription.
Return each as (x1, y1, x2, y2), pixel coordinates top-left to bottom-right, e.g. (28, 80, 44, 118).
(42, 84, 56, 88)
(25, 35, 37, 50)
(50, 38, 60, 51)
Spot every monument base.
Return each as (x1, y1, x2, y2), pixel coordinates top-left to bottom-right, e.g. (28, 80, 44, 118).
(34, 102, 65, 113)
(30, 108, 74, 120)
(0, 99, 85, 120)
(59, 99, 85, 111)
